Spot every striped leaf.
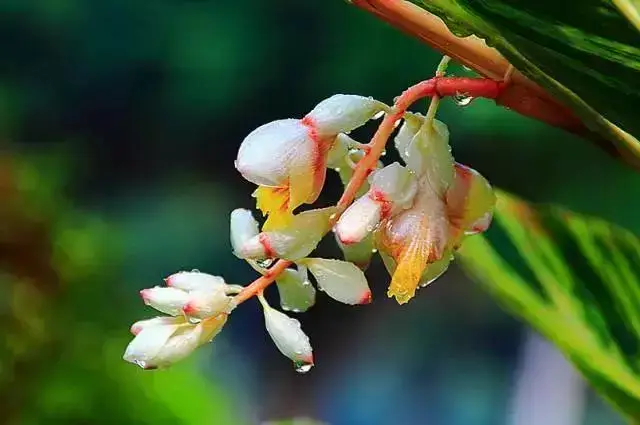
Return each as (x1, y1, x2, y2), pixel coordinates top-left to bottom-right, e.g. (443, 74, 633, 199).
(458, 190, 640, 419)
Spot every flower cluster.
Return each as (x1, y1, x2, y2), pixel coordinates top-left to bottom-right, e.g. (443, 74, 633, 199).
(124, 60, 496, 371)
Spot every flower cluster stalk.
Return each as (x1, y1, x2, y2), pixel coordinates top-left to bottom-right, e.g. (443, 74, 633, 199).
(230, 75, 504, 308)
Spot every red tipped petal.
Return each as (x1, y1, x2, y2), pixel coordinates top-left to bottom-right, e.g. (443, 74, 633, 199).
(359, 290, 373, 305)
(182, 302, 197, 316)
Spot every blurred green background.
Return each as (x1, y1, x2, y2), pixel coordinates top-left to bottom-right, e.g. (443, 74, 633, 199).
(1, 1, 639, 424)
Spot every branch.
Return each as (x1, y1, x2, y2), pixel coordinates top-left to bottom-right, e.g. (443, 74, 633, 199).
(349, 0, 622, 155)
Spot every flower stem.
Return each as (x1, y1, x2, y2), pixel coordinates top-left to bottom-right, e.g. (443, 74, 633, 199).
(234, 76, 506, 305)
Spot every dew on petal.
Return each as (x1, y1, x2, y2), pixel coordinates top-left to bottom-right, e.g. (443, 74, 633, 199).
(294, 360, 314, 373)
(257, 258, 274, 268)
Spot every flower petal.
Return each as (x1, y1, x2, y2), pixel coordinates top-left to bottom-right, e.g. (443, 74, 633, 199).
(165, 271, 226, 292)
(405, 119, 454, 196)
(123, 321, 183, 369)
(230, 208, 260, 256)
(305, 94, 387, 137)
(446, 162, 495, 240)
(254, 184, 293, 231)
(301, 258, 372, 305)
(394, 112, 423, 164)
(369, 162, 418, 209)
(335, 195, 382, 245)
(151, 316, 226, 368)
(130, 316, 184, 335)
(378, 186, 449, 304)
(240, 207, 336, 261)
(419, 251, 452, 288)
(335, 232, 375, 270)
(140, 286, 190, 316)
(275, 268, 316, 313)
(182, 287, 235, 319)
(236, 119, 312, 187)
(262, 302, 313, 366)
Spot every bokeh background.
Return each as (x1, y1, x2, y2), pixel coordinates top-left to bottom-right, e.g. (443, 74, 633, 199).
(1, 1, 639, 424)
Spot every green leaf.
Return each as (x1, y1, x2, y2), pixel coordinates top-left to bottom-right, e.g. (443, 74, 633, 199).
(408, 0, 640, 164)
(458, 190, 640, 419)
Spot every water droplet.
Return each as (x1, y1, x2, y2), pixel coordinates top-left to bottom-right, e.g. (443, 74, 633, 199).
(462, 65, 473, 72)
(302, 280, 311, 286)
(371, 248, 378, 253)
(366, 225, 373, 232)
(133, 360, 147, 369)
(372, 110, 385, 120)
(282, 304, 291, 312)
(190, 268, 200, 273)
(329, 213, 337, 220)
(334, 167, 341, 172)
(257, 258, 274, 268)
(453, 93, 474, 107)
(294, 361, 313, 373)
(380, 150, 386, 156)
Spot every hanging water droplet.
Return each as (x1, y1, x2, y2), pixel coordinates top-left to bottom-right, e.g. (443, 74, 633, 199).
(257, 258, 274, 268)
(294, 361, 313, 374)
(372, 110, 385, 120)
(302, 280, 311, 286)
(134, 360, 148, 369)
(380, 150, 387, 157)
(282, 304, 291, 312)
(334, 167, 341, 172)
(453, 93, 474, 107)
(371, 248, 378, 253)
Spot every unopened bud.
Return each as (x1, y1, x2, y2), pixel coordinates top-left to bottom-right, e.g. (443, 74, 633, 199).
(230, 208, 260, 257)
(140, 286, 190, 316)
(261, 299, 313, 368)
(165, 271, 226, 292)
(306, 94, 388, 137)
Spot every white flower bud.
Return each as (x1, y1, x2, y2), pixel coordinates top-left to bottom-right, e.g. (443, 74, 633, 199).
(261, 300, 313, 368)
(394, 113, 423, 164)
(230, 208, 260, 257)
(182, 287, 236, 319)
(235, 119, 314, 187)
(123, 320, 183, 369)
(130, 316, 183, 335)
(140, 286, 190, 316)
(124, 315, 227, 369)
(369, 162, 418, 209)
(335, 195, 381, 245)
(306, 94, 388, 137)
(300, 258, 372, 305)
(275, 268, 316, 313)
(405, 120, 454, 195)
(164, 271, 226, 292)
(335, 163, 417, 245)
